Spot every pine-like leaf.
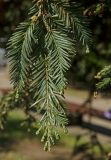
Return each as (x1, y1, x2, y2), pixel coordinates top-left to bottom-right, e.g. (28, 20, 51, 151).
(7, 21, 36, 90)
(32, 55, 68, 151)
(28, 2, 39, 16)
(45, 30, 75, 91)
(96, 65, 111, 91)
(53, 1, 92, 47)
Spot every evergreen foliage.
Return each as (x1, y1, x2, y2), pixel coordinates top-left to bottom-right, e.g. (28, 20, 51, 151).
(0, 0, 92, 151)
(95, 65, 111, 92)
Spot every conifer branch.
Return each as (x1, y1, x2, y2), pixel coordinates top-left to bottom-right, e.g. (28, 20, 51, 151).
(1, 0, 92, 150)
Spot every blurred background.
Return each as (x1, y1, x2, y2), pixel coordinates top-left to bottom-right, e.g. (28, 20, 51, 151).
(0, 0, 111, 160)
